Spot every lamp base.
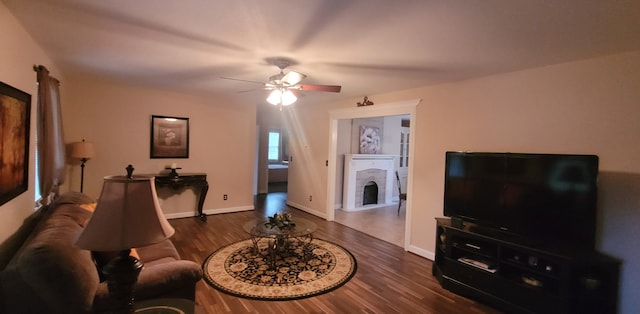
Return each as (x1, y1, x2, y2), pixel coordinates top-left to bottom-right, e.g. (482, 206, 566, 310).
(80, 158, 87, 193)
(103, 249, 143, 313)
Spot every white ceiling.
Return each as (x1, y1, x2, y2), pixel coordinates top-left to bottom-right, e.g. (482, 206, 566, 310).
(5, 0, 640, 106)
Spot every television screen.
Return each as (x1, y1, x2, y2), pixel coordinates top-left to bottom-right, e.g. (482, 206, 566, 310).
(444, 152, 598, 249)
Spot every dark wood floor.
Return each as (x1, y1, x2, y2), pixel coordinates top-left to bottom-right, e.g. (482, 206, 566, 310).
(169, 192, 503, 313)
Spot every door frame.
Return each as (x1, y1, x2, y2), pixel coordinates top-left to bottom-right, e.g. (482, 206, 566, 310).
(325, 99, 421, 249)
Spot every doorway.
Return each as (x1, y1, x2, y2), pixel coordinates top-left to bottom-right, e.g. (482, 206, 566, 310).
(267, 129, 289, 193)
(256, 105, 291, 195)
(325, 99, 421, 249)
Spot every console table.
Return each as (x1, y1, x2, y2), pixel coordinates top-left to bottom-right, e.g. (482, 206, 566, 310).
(152, 172, 208, 221)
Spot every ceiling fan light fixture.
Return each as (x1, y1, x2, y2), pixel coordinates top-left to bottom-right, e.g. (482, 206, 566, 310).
(267, 89, 297, 106)
(267, 89, 282, 105)
(281, 90, 297, 106)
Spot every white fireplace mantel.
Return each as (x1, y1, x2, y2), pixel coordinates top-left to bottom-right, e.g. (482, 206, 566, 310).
(342, 154, 395, 211)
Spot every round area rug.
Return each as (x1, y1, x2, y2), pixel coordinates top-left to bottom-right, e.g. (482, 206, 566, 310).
(202, 238, 357, 301)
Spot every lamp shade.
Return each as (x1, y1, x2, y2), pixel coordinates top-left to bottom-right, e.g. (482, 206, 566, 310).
(70, 140, 96, 159)
(75, 175, 175, 251)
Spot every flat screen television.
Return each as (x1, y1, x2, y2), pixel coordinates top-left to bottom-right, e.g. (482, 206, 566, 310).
(444, 151, 599, 250)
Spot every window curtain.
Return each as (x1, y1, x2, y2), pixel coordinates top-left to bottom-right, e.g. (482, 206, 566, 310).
(34, 65, 66, 206)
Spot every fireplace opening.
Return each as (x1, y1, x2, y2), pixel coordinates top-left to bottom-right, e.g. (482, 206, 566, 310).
(363, 181, 378, 206)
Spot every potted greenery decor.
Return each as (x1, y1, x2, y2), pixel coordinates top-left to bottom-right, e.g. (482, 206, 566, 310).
(264, 212, 296, 230)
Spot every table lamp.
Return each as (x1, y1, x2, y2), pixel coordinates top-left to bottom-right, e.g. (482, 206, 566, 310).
(70, 139, 96, 193)
(75, 165, 175, 313)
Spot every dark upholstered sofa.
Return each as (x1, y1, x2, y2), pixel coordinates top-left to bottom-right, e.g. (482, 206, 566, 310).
(0, 192, 203, 313)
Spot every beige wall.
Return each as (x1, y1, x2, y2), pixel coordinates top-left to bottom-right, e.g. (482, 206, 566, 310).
(61, 73, 257, 217)
(3, 2, 639, 311)
(0, 3, 64, 241)
(287, 51, 640, 313)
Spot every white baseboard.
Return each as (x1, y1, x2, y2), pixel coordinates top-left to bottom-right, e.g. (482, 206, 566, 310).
(286, 201, 327, 219)
(204, 205, 254, 215)
(164, 212, 199, 219)
(164, 205, 254, 220)
(407, 244, 435, 261)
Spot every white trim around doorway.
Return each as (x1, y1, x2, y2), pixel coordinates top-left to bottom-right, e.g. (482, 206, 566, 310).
(326, 99, 422, 250)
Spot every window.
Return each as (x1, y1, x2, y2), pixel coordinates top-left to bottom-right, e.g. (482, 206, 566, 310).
(268, 131, 281, 161)
(268, 130, 290, 163)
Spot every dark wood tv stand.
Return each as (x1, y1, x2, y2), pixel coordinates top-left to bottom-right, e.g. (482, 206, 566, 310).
(433, 218, 620, 314)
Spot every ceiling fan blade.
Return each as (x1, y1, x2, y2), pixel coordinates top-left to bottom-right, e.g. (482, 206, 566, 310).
(220, 77, 265, 85)
(298, 84, 342, 93)
(237, 87, 266, 93)
(281, 70, 306, 86)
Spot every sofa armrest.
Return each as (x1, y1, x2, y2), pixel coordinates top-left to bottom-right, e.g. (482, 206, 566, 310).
(92, 259, 202, 311)
(135, 260, 203, 299)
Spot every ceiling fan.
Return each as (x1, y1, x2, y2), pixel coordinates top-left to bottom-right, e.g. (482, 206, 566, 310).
(221, 58, 342, 109)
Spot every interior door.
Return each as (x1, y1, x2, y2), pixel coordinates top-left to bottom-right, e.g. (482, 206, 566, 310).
(398, 125, 410, 192)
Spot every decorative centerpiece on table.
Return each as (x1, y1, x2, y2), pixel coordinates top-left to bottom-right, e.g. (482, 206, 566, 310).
(264, 212, 296, 230)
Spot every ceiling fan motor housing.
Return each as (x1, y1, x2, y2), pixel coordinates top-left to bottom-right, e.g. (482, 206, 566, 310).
(269, 72, 286, 84)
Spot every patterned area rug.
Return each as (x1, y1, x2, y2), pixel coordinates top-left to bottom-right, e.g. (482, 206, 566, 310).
(202, 238, 357, 300)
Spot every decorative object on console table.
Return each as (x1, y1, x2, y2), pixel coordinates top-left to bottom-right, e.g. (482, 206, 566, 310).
(150, 115, 189, 158)
(153, 172, 209, 221)
(0, 82, 31, 206)
(76, 165, 175, 313)
(70, 139, 96, 193)
(166, 163, 181, 178)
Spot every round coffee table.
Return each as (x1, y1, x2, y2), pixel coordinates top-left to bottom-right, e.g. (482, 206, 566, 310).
(243, 217, 317, 269)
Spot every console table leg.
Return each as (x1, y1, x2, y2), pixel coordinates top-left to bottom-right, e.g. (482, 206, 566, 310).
(197, 183, 209, 221)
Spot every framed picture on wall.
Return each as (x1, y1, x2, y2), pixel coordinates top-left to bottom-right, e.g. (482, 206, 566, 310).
(0, 82, 31, 206)
(359, 125, 381, 154)
(150, 115, 189, 158)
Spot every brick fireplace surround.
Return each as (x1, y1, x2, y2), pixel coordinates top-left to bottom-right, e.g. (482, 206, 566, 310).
(342, 154, 395, 211)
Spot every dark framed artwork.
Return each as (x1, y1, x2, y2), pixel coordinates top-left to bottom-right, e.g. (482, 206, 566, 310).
(0, 82, 31, 205)
(150, 115, 189, 158)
